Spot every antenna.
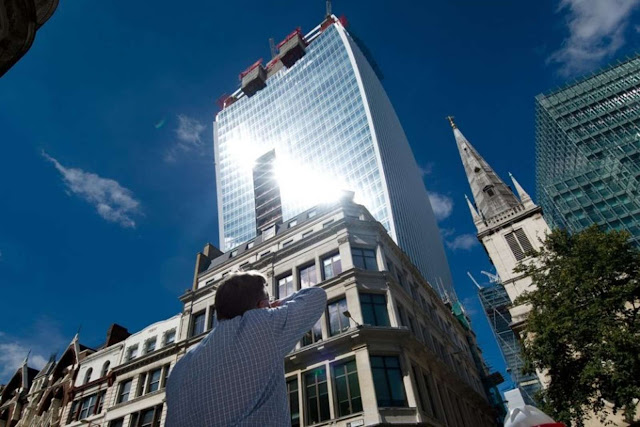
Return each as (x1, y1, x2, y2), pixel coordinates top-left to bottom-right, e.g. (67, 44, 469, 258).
(480, 270, 501, 284)
(269, 38, 277, 59)
(467, 271, 483, 290)
(326, 0, 332, 17)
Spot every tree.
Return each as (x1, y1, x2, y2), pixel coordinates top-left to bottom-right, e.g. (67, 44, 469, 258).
(515, 225, 640, 426)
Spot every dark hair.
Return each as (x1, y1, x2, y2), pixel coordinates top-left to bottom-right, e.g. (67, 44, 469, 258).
(215, 271, 268, 320)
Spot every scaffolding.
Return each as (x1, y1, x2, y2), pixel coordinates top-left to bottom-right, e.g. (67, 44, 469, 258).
(476, 278, 542, 405)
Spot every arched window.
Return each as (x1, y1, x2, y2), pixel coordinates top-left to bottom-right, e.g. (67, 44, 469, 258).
(101, 361, 110, 377)
(83, 368, 93, 385)
(483, 185, 495, 197)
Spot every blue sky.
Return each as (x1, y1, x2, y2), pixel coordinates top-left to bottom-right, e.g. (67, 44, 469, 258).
(1, 0, 639, 386)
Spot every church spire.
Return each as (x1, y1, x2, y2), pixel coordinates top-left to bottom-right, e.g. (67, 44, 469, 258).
(449, 119, 521, 221)
(465, 194, 483, 226)
(509, 172, 535, 208)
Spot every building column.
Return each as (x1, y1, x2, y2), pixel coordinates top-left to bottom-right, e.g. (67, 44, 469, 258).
(324, 361, 337, 420)
(314, 254, 322, 283)
(400, 352, 420, 420)
(337, 234, 352, 271)
(344, 282, 362, 326)
(354, 346, 381, 425)
(387, 289, 402, 327)
(375, 238, 385, 271)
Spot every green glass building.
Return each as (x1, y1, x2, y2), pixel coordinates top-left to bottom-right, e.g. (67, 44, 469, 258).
(535, 55, 640, 244)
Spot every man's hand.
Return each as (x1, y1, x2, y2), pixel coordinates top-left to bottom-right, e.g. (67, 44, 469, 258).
(269, 300, 281, 308)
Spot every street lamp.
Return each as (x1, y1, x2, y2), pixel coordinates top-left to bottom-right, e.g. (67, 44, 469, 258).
(343, 311, 362, 329)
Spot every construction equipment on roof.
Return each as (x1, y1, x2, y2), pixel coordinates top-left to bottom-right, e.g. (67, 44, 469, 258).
(239, 59, 267, 97)
(277, 28, 307, 68)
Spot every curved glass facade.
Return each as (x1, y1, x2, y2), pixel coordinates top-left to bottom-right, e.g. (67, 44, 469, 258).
(214, 22, 454, 298)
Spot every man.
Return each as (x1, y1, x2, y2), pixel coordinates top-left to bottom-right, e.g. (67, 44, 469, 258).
(166, 271, 327, 426)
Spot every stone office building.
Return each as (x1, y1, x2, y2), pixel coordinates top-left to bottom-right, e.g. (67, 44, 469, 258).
(4, 198, 496, 427)
(181, 196, 496, 427)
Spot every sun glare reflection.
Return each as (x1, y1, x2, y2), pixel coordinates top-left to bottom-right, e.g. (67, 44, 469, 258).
(274, 156, 348, 208)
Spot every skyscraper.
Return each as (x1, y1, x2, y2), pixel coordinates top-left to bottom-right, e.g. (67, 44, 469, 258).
(214, 15, 455, 298)
(535, 55, 640, 244)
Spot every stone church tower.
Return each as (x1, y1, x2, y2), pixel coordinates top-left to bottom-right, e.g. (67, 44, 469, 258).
(448, 117, 550, 329)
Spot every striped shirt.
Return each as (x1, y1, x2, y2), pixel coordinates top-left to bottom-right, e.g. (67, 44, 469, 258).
(166, 287, 327, 426)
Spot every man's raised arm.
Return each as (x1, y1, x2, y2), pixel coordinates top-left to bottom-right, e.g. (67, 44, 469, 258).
(269, 287, 327, 355)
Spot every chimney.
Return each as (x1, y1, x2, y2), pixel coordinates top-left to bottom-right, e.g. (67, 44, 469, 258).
(104, 324, 130, 347)
(192, 243, 224, 290)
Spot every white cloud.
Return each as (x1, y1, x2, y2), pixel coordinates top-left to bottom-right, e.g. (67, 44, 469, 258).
(43, 152, 141, 228)
(165, 115, 207, 162)
(461, 297, 479, 316)
(446, 233, 479, 251)
(428, 192, 454, 221)
(0, 342, 48, 380)
(0, 319, 67, 383)
(550, 0, 640, 75)
(419, 162, 434, 177)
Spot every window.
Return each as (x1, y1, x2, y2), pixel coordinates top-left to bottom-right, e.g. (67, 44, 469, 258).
(385, 258, 394, 275)
(332, 360, 362, 417)
(299, 264, 317, 288)
(163, 329, 176, 346)
(308, 210, 316, 218)
(407, 316, 415, 334)
(289, 219, 297, 228)
(191, 311, 206, 337)
(83, 368, 92, 384)
(352, 247, 377, 271)
(260, 250, 271, 258)
(125, 345, 138, 362)
(246, 241, 254, 250)
(396, 270, 405, 288)
(278, 274, 295, 298)
(262, 225, 276, 242)
(305, 368, 330, 424)
(412, 366, 427, 413)
(483, 184, 495, 197)
(423, 373, 441, 421)
(322, 253, 342, 280)
(138, 365, 169, 396)
(101, 361, 110, 377)
(117, 379, 133, 403)
(328, 298, 350, 336)
(143, 338, 157, 354)
(69, 391, 105, 421)
(147, 367, 162, 393)
(95, 391, 106, 414)
(109, 419, 124, 427)
(78, 394, 97, 419)
(282, 239, 294, 248)
(322, 219, 334, 228)
(396, 304, 407, 327)
(505, 228, 534, 260)
(287, 377, 300, 427)
(302, 230, 313, 239)
(129, 404, 163, 427)
(230, 249, 238, 258)
(370, 356, 407, 407)
(360, 293, 390, 326)
(302, 318, 323, 347)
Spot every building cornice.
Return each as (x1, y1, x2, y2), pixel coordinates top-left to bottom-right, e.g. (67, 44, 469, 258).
(477, 205, 543, 239)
